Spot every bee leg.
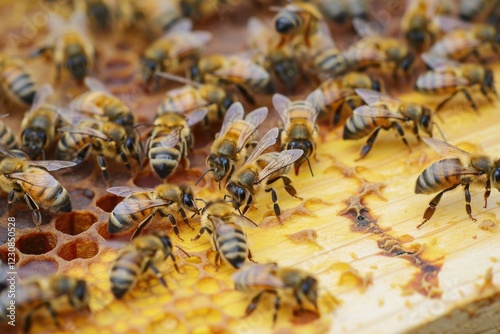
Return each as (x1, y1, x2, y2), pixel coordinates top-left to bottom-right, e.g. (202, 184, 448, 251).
(164, 213, 183, 242)
(357, 127, 382, 160)
(96, 155, 110, 182)
(24, 192, 42, 229)
(148, 262, 169, 289)
(265, 187, 281, 219)
(412, 123, 421, 142)
(484, 179, 491, 208)
(169, 253, 182, 273)
(392, 122, 411, 152)
(131, 214, 155, 240)
(461, 89, 478, 111)
(282, 175, 303, 200)
(214, 252, 221, 271)
(464, 184, 477, 222)
(435, 90, 461, 112)
(23, 301, 59, 333)
(119, 150, 131, 170)
(191, 226, 211, 242)
(6, 189, 16, 216)
(332, 101, 345, 127)
(417, 184, 459, 229)
(479, 85, 495, 103)
(241, 197, 252, 215)
(235, 84, 257, 106)
(244, 290, 278, 320)
(178, 208, 195, 230)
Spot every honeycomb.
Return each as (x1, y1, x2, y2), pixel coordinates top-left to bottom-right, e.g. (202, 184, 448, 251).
(0, 1, 500, 334)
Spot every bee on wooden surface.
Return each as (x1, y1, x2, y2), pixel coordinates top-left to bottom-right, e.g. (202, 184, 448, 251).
(428, 16, 500, 61)
(225, 127, 303, 218)
(107, 184, 199, 240)
(141, 19, 212, 90)
(459, 0, 500, 21)
(56, 118, 141, 182)
(198, 102, 268, 188)
(416, 138, 500, 228)
(148, 109, 207, 179)
(401, 0, 442, 52)
(232, 262, 319, 324)
(35, 13, 95, 82)
(0, 114, 18, 150)
(345, 88, 443, 160)
(306, 72, 383, 127)
(0, 275, 89, 333)
(272, 2, 323, 48)
(415, 53, 497, 112)
(110, 231, 185, 299)
(0, 54, 37, 107)
(192, 199, 257, 269)
(0, 147, 74, 228)
(20, 84, 59, 160)
(190, 54, 271, 105)
(272, 93, 320, 176)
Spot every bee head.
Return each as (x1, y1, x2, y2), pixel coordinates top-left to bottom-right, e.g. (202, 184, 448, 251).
(189, 64, 203, 83)
(88, 2, 110, 29)
(272, 55, 300, 85)
(484, 68, 495, 90)
(399, 51, 415, 74)
(179, 184, 198, 214)
(21, 128, 46, 159)
(300, 276, 318, 309)
(207, 154, 231, 182)
(275, 14, 297, 34)
(70, 279, 90, 311)
(288, 140, 312, 164)
(67, 54, 88, 81)
(141, 58, 158, 87)
(492, 161, 500, 191)
(405, 30, 425, 53)
(225, 182, 247, 208)
(371, 78, 382, 92)
(156, 232, 174, 252)
(419, 107, 433, 136)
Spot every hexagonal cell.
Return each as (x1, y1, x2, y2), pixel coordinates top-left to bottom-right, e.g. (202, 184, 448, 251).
(57, 239, 99, 261)
(18, 258, 58, 279)
(0, 247, 19, 265)
(97, 222, 130, 242)
(96, 194, 122, 213)
(133, 173, 161, 188)
(69, 188, 95, 210)
(106, 57, 132, 70)
(16, 232, 57, 255)
(55, 211, 98, 235)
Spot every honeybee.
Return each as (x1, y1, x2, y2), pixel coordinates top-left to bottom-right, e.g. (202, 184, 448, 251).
(232, 263, 319, 324)
(306, 72, 383, 126)
(110, 231, 184, 299)
(0, 275, 89, 333)
(148, 109, 207, 179)
(415, 54, 497, 112)
(36, 13, 95, 82)
(225, 127, 304, 217)
(141, 19, 212, 90)
(107, 184, 199, 240)
(247, 17, 302, 93)
(0, 114, 18, 150)
(192, 199, 257, 269)
(20, 84, 59, 160)
(179, 0, 221, 21)
(272, 2, 323, 47)
(190, 54, 271, 104)
(273, 93, 320, 176)
(56, 118, 142, 181)
(401, 0, 441, 52)
(82, 0, 111, 29)
(307, 0, 369, 24)
(428, 16, 500, 61)
(415, 137, 500, 228)
(0, 54, 37, 107)
(0, 147, 74, 228)
(459, 0, 500, 21)
(199, 102, 268, 187)
(345, 88, 442, 160)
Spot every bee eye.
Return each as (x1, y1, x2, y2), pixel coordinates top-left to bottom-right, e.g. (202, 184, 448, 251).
(223, 95, 234, 111)
(494, 168, 500, 183)
(183, 194, 194, 209)
(73, 281, 88, 306)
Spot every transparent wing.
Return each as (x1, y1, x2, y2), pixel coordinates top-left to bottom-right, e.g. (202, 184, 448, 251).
(27, 160, 77, 171)
(157, 72, 202, 88)
(435, 15, 473, 32)
(186, 109, 208, 127)
(8, 172, 58, 188)
(423, 137, 472, 158)
(416, 72, 470, 89)
(353, 105, 407, 120)
(57, 126, 109, 141)
(219, 102, 245, 136)
(165, 18, 193, 35)
(247, 17, 269, 53)
(244, 127, 279, 165)
(113, 198, 173, 215)
(234, 214, 258, 229)
(159, 129, 180, 149)
(70, 11, 90, 36)
(0, 114, 8, 119)
(353, 17, 381, 38)
(231, 263, 284, 289)
(0, 143, 15, 157)
(257, 149, 303, 183)
(421, 53, 461, 70)
(107, 186, 154, 197)
(272, 93, 291, 126)
(84, 77, 111, 93)
(29, 84, 54, 113)
(237, 107, 268, 151)
(354, 88, 401, 106)
(57, 107, 97, 125)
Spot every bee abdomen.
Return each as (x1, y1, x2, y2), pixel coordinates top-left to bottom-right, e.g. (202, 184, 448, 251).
(110, 252, 142, 299)
(149, 140, 181, 179)
(0, 123, 17, 149)
(343, 114, 375, 139)
(43, 186, 72, 213)
(415, 159, 462, 194)
(216, 226, 248, 269)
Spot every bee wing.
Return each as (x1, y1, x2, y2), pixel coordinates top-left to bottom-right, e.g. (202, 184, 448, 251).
(186, 109, 208, 127)
(69, 11, 90, 36)
(257, 149, 303, 183)
(57, 126, 109, 141)
(354, 88, 401, 106)
(233, 214, 259, 229)
(219, 102, 245, 136)
(8, 172, 58, 188)
(247, 17, 270, 53)
(26, 160, 77, 171)
(84, 77, 111, 94)
(423, 137, 473, 158)
(417, 72, 470, 89)
(165, 18, 193, 34)
(113, 199, 173, 215)
(57, 107, 97, 125)
(353, 17, 381, 38)
(0, 114, 8, 119)
(0, 143, 15, 157)
(215, 57, 269, 81)
(231, 263, 285, 288)
(159, 129, 181, 149)
(29, 84, 54, 114)
(107, 186, 154, 197)
(353, 105, 407, 120)
(47, 14, 67, 34)
(421, 53, 461, 71)
(237, 107, 268, 151)
(272, 93, 292, 126)
(435, 15, 473, 32)
(244, 127, 279, 165)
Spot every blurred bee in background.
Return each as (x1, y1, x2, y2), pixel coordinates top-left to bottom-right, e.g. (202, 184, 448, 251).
(107, 184, 199, 240)
(415, 137, 500, 228)
(225, 127, 304, 218)
(20, 84, 59, 160)
(401, 0, 442, 53)
(344, 88, 443, 160)
(0, 275, 89, 333)
(189, 54, 271, 105)
(198, 102, 268, 187)
(0, 147, 74, 228)
(192, 199, 257, 269)
(0, 115, 19, 150)
(306, 72, 384, 127)
(179, 0, 222, 22)
(141, 19, 212, 90)
(459, 0, 500, 21)
(306, 0, 368, 24)
(0, 54, 37, 107)
(427, 16, 500, 61)
(272, 2, 323, 47)
(272, 93, 320, 176)
(247, 17, 302, 94)
(33, 13, 95, 82)
(232, 262, 319, 325)
(110, 231, 186, 299)
(147, 109, 207, 179)
(74, 0, 111, 30)
(415, 54, 497, 112)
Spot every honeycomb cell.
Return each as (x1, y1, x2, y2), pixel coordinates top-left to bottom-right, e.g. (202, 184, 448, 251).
(18, 258, 58, 278)
(97, 222, 130, 241)
(133, 173, 161, 188)
(96, 194, 123, 213)
(195, 276, 221, 294)
(57, 239, 99, 261)
(69, 188, 95, 210)
(0, 247, 19, 265)
(16, 232, 57, 255)
(185, 307, 223, 326)
(55, 211, 98, 235)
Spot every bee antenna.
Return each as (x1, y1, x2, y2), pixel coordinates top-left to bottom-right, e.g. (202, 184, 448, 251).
(195, 169, 214, 185)
(432, 122, 447, 142)
(175, 245, 191, 258)
(305, 156, 314, 177)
